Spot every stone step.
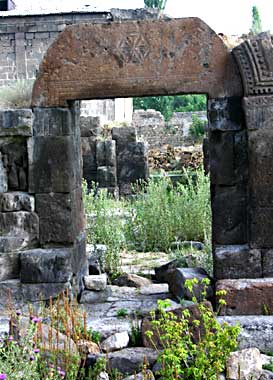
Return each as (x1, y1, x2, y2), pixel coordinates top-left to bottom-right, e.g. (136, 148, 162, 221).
(217, 316, 273, 354)
(216, 278, 273, 316)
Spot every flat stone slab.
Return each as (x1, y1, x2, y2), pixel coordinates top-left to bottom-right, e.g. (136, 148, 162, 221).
(216, 279, 273, 315)
(218, 316, 273, 354)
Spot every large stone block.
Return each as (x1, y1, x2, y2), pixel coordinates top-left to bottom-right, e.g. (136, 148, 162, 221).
(248, 128, 273, 208)
(33, 106, 79, 136)
(20, 248, 73, 283)
(81, 137, 97, 186)
(208, 97, 245, 131)
(97, 166, 117, 188)
(250, 208, 273, 248)
(112, 127, 137, 150)
(211, 185, 247, 245)
(0, 192, 34, 212)
(0, 251, 20, 281)
(216, 279, 273, 315)
(0, 211, 39, 249)
(28, 135, 82, 193)
(0, 109, 33, 136)
(22, 282, 71, 302)
(209, 130, 247, 185)
(243, 96, 273, 132)
(36, 189, 85, 244)
(96, 140, 116, 167)
(0, 137, 28, 191)
(214, 245, 262, 279)
(117, 141, 149, 186)
(80, 115, 102, 137)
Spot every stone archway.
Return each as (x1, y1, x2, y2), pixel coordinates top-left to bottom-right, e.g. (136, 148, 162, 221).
(30, 18, 247, 294)
(2, 17, 273, 310)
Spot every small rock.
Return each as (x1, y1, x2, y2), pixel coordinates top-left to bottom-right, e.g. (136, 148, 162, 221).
(113, 273, 152, 288)
(226, 348, 263, 380)
(77, 339, 100, 355)
(101, 331, 130, 352)
(122, 370, 155, 380)
(139, 283, 169, 295)
(168, 267, 213, 302)
(84, 274, 107, 291)
(97, 372, 109, 380)
(107, 347, 158, 375)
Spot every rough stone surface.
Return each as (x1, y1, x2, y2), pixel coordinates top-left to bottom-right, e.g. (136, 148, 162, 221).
(0, 192, 34, 212)
(28, 134, 82, 193)
(35, 189, 85, 244)
(0, 251, 20, 281)
(263, 250, 273, 277)
(112, 274, 152, 288)
(155, 266, 213, 302)
(84, 274, 107, 291)
(20, 248, 73, 283)
(208, 97, 244, 131)
(86, 244, 107, 275)
(101, 331, 130, 352)
(33, 107, 78, 136)
(217, 316, 273, 353)
(0, 109, 33, 136)
(80, 116, 102, 138)
(0, 211, 39, 249)
(97, 166, 117, 188)
(226, 348, 263, 380)
(32, 19, 242, 107)
(216, 279, 273, 315)
(96, 140, 116, 167)
(0, 152, 7, 192)
(211, 184, 247, 245)
(214, 245, 262, 279)
(21, 282, 71, 302)
(107, 347, 158, 375)
(0, 137, 28, 191)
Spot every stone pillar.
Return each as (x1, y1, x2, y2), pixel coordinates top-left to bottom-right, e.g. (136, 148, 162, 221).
(208, 97, 250, 279)
(28, 105, 87, 294)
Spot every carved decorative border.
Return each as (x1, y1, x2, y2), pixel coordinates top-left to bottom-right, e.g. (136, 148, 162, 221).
(233, 33, 273, 96)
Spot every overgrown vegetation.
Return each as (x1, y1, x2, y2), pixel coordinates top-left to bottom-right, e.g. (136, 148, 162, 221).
(0, 79, 34, 108)
(189, 114, 207, 141)
(145, 279, 240, 380)
(250, 5, 263, 34)
(84, 169, 211, 274)
(133, 94, 207, 121)
(144, 0, 167, 10)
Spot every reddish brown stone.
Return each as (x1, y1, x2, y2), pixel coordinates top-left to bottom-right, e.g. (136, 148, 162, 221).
(32, 18, 242, 107)
(216, 279, 273, 316)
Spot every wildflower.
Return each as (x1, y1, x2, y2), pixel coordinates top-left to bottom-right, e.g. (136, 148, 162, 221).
(0, 374, 7, 380)
(29, 355, 35, 361)
(8, 336, 13, 341)
(31, 317, 41, 324)
(16, 310, 22, 316)
(33, 348, 40, 354)
(60, 371, 65, 378)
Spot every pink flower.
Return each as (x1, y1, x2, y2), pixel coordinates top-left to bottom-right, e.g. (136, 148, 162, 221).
(0, 374, 7, 380)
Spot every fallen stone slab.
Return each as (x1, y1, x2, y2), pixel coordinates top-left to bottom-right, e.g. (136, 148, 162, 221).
(84, 273, 107, 291)
(86, 316, 133, 340)
(216, 279, 273, 315)
(112, 273, 152, 288)
(217, 316, 273, 353)
(101, 331, 130, 353)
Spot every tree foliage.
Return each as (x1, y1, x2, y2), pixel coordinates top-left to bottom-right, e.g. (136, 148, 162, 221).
(144, 0, 167, 10)
(251, 6, 262, 34)
(133, 95, 207, 120)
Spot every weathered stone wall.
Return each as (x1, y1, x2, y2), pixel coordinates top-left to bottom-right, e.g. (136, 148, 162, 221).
(132, 109, 207, 148)
(80, 115, 149, 196)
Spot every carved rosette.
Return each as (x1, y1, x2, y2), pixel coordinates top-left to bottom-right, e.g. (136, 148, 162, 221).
(233, 32, 273, 96)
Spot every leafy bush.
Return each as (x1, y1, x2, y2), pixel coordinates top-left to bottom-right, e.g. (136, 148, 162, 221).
(0, 79, 34, 108)
(146, 279, 240, 380)
(126, 169, 211, 252)
(189, 114, 207, 141)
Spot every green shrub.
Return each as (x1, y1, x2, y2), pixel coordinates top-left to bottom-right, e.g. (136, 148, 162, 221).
(189, 114, 207, 141)
(146, 279, 240, 380)
(0, 79, 34, 108)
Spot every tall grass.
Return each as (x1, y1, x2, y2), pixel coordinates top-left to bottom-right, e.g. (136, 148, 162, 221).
(84, 169, 211, 259)
(0, 79, 34, 108)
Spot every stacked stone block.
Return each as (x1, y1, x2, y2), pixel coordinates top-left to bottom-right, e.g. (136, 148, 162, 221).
(0, 106, 88, 307)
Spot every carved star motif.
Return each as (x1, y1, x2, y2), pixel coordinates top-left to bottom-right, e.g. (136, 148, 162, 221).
(117, 33, 150, 64)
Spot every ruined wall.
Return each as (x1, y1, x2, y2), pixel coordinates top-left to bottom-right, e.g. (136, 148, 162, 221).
(132, 109, 207, 148)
